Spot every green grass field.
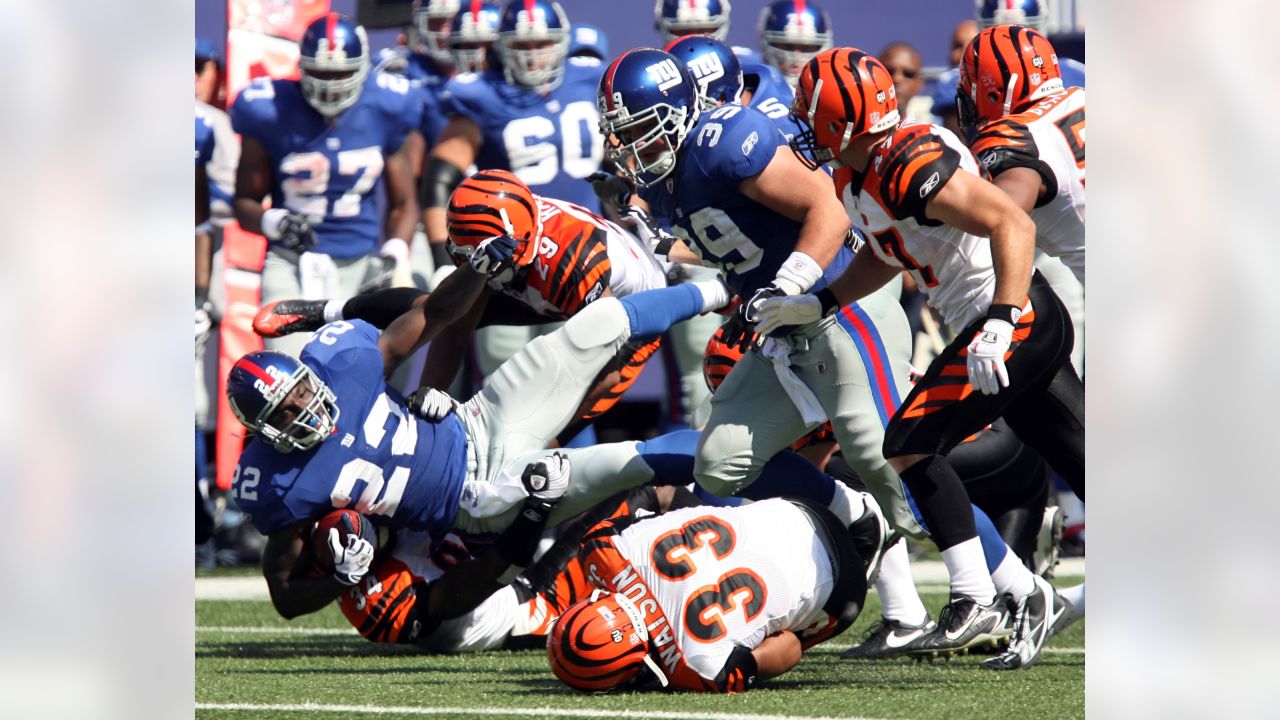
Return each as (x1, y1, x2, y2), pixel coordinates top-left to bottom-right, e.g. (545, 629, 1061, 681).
(195, 573, 1083, 720)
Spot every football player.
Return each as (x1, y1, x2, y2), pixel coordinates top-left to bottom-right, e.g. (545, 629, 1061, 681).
(253, 170, 673, 438)
(757, 0, 834, 89)
(974, 0, 1086, 87)
(446, 1, 501, 74)
(598, 49, 922, 563)
(960, 25, 1085, 286)
(654, 0, 759, 65)
(760, 48, 1083, 669)
(549, 497, 869, 693)
(231, 13, 421, 357)
(225, 239, 731, 608)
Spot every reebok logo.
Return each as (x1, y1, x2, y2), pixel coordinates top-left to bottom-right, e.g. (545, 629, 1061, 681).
(919, 171, 941, 198)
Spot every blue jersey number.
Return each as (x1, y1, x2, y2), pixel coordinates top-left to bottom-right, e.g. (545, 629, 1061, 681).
(501, 101, 602, 185)
(679, 207, 763, 275)
(330, 392, 419, 517)
(280, 147, 384, 219)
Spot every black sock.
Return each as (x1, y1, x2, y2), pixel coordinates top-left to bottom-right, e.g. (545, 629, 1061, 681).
(341, 287, 427, 329)
(898, 455, 977, 551)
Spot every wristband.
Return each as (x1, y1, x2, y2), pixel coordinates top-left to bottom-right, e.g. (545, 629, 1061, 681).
(774, 251, 824, 296)
(430, 241, 455, 269)
(815, 287, 841, 317)
(422, 159, 466, 211)
(985, 303, 1022, 326)
(495, 497, 555, 568)
(260, 208, 289, 240)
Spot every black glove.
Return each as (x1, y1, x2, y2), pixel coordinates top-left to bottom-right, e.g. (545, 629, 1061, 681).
(742, 284, 787, 324)
(718, 312, 757, 353)
(713, 645, 759, 694)
(588, 171, 634, 211)
(276, 213, 316, 253)
(406, 387, 459, 422)
(469, 235, 519, 277)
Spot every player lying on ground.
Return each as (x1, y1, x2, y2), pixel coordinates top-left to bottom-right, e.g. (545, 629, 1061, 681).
(549, 498, 870, 694)
(226, 237, 731, 618)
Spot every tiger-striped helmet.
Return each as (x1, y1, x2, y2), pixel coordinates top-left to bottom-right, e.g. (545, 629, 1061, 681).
(703, 317, 748, 392)
(957, 24, 1062, 127)
(790, 47, 898, 169)
(445, 169, 543, 267)
(547, 592, 655, 692)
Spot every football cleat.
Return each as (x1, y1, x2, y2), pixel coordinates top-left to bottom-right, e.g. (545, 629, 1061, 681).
(983, 575, 1071, 670)
(846, 495, 896, 586)
(840, 617, 938, 659)
(253, 300, 328, 338)
(1034, 505, 1065, 579)
(909, 594, 1010, 658)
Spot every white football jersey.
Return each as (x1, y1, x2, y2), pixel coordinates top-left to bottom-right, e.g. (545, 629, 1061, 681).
(584, 499, 835, 684)
(972, 87, 1086, 284)
(837, 122, 996, 329)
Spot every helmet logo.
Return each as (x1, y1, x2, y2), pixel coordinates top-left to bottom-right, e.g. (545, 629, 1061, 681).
(611, 629, 624, 643)
(1029, 72, 1041, 85)
(875, 90, 885, 103)
(675, 0, 713, 22)
(869, 111, 880, 126)
(646, 59, 683, 92)
(515, 8, 548, 33)
(1032, 55, 1044, 68)
(316, 37, 349, 63)
(687, 52, 725, 84)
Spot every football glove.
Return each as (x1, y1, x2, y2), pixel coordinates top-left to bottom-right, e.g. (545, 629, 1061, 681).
(620, 205, 676, 255)
(327, 528, 375, 586)
(587, 170, 634, 212)
(718, 312, 757, 353)
(406, 387, 459, 422)
(966, 318, 1014, 395)
(469, 235, 518, 277)
(714, 645, 759, 694)
(520, 452, 571, 504)
(741, 284, 787, 324)
(753, 294, 821, 336)
(262, 208, 316, 253)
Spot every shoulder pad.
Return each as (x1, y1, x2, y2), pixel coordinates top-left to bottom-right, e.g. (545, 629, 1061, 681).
(866, 124, 960, 223)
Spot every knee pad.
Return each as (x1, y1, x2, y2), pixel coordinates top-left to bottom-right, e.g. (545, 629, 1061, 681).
(562, 298, 629, 351)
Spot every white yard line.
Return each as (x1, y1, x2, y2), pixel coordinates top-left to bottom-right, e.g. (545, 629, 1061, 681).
(196, 558, 1084, 601)
(194, 703, 885, 720)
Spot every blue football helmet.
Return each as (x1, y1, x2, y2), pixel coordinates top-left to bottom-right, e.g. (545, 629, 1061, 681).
(758, 0, 832, 88)
(412, 0, 462, 66)
(664, 35, 743, 111)
(226, 351, 340, 453)
(569, 23, 609, 60)
(655, 0, 732, 44)
(497, 0, 571, 94)
(977, 0, 1047, 31)
(597, 48, 701, 188)
(449, 1, 501, 73)
(298, 13, 370, 117)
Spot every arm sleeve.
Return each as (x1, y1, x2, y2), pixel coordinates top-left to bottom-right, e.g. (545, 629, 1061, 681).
(971, 119, 1057, 206)
(875, 126, 961, 223)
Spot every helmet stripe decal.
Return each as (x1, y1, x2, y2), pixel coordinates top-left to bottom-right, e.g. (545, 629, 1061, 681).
(326, 11, 338, 45)
(234, 357, 277, 387)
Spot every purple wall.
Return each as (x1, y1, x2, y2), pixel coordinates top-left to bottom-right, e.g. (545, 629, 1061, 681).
(196, 0, 976, 69)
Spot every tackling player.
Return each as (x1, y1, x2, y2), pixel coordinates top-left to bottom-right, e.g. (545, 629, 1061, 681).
(231, 13, 421, 356)
(598, 49, 923, 552)
(759, 48, 1082, 669)
(549, 498, 868, 693)
(959, 25, 1085, 285)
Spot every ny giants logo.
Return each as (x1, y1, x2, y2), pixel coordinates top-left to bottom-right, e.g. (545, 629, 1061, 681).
(646, 59, 683, 93)
(686, 52, 725, 84)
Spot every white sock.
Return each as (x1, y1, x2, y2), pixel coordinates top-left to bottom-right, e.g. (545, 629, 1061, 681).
(875, 539, 929, 625)
(942, 537, 997, 605)
(990, 546, 1036, 601)
(826, 484, 868, 526)
(1060, 583, 1086, 620)
(322, 299, 345, 323)
(690, 279, 730, 313)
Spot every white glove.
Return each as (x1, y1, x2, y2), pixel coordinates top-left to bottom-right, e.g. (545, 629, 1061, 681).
(966, 318, 1014, 395)
(754, 294, 823, 335)
(406, 387, 459, 422)
(521, 452, 571, 503)
(327, 528, 375, 586)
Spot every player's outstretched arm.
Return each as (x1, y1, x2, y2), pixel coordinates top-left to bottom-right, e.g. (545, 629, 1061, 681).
(418, 289, 490, 390)
(740, 146, 852, 278)
(261, 522, 348, 620)
(378, 263, 488, 376)
(925, 169, 1036, 308)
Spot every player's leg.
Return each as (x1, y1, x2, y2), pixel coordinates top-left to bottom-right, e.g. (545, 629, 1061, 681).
(260, 250, 310, 356)
(1035, 251, 1084, 376)
(664, 311, 723, 427)
(694, 349, 814, 498)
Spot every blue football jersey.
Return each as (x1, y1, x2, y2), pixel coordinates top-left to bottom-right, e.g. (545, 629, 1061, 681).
(195, 109, 215, 166)
(741, 63, 805, 142)
(230, 75, 418, 259)
(377, 50, 453, 147)
(232, 320, 469, 537)
(639, 104, 852, 298)
(1061, 57, 1086, 89)
(731, 46, 762, 66)
(438, 57, 605, 208)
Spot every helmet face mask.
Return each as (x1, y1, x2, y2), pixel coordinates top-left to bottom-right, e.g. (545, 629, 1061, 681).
(299, 14, 370, 117)
(655, 0, 732, 44)
(976, 0, 1047, 32)
(759, 0, 834, 88)
(227, 352, 340, 453)
(598, 49, 701, 188)
(412, 0, 461, 65)
(497, 0, 570, 94)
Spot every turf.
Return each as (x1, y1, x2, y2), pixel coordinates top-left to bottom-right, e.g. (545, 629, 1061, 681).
(196, 574, 1083, 720)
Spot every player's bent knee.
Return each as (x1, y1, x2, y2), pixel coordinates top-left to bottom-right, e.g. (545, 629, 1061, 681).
(562, 298, 629, 351)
